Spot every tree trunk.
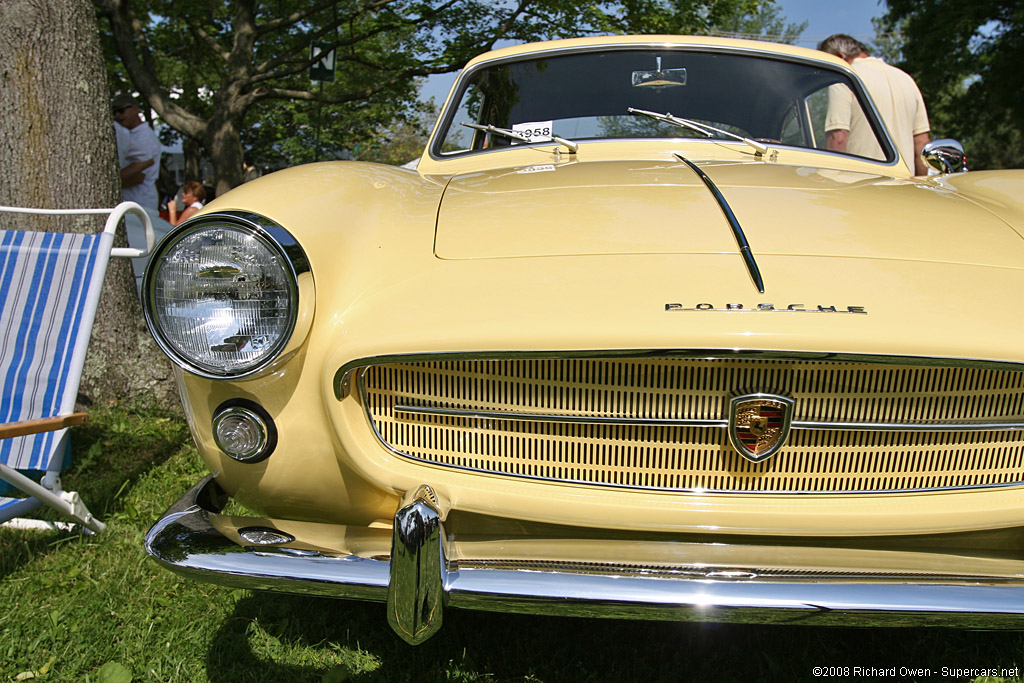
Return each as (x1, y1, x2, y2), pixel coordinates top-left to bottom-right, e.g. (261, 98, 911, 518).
(206, 110, 245, 197)
(183, 136, 203, 187)
(0, 0, 178, 410)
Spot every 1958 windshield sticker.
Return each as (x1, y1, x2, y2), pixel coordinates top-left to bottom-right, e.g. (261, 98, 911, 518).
(511, 121, 554, 142)
(666, 303, 867, 314)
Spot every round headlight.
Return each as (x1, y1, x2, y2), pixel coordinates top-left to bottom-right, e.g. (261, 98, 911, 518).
(144, 213, 306, 377)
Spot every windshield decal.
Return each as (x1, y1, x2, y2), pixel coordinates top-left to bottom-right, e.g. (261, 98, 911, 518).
(511, 121, 554, 143)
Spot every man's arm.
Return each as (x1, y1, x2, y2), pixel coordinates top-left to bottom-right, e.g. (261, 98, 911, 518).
(825, 128, 849, 153)
(913, 131, 930, 175)
(120, 158, 154, 188)
(823, 82, 853, 154)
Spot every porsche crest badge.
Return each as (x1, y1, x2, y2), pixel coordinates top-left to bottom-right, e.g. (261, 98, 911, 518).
(727, 394, 794, 462)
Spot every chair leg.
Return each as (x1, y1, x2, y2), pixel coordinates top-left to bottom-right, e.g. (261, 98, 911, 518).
(3, 518, 79, 532)
(0, 462, 106, 533)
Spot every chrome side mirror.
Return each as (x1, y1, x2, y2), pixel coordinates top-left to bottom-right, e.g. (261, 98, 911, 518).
(921, 139, 968, 174)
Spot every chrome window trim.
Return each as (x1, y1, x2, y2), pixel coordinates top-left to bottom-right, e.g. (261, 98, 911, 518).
(143, 211, 312, 380)
(427, 41, 901, 169)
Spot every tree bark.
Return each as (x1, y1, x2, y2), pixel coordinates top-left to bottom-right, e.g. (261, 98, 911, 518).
(205, 104, 247, 197)
(0, 0, 177, 410)
(183, 137, 203, 188)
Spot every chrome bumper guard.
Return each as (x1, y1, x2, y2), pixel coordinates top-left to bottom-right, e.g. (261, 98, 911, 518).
(146, 476, 1024, 644)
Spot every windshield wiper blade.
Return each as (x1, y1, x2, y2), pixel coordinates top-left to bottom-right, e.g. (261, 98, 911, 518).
(627, 107, 769, 156)
(462, 122, 578, 154)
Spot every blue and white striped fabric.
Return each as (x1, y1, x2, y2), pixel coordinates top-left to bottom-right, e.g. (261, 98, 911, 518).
(0, 229, 107, 474)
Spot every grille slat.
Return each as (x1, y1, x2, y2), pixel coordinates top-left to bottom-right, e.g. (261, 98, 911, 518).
(360, 358, 1024, 494)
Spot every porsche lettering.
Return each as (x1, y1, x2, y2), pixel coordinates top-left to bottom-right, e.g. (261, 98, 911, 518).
(665, 303, 867, 313)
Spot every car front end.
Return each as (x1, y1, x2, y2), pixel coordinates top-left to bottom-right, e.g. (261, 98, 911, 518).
(142, 35, 1024, 643)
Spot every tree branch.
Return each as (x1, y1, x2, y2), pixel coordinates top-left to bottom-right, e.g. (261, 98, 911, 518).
(251, 0, 479, 85)
(226, 0, 259, 83)
(92, 0, 208, 139)
(479, 0, 533, 52)
(256, 61, 461, 105)
(252, 0, 420, 80)
(257, 0, 402, 36)
(193, 24, 230, 61)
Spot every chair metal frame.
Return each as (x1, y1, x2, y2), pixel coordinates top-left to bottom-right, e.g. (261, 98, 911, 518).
(0, 202, 154, 533)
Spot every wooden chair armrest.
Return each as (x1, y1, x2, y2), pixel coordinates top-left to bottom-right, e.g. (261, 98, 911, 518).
(0, 413, 88, 439)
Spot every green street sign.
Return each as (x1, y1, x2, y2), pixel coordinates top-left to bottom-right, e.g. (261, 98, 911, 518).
(310, 42, 336, 82)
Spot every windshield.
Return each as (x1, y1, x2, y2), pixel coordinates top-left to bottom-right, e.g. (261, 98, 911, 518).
(433, 47, 895, 164)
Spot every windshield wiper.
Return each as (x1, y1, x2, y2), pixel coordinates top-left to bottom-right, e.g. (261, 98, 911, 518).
(462, 122, 578, 154)
(627, 107, 769, 156)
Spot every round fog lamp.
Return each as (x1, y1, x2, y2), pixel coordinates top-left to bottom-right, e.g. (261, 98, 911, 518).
(213, 406, 270, 462)
(239, 526, 295, 546)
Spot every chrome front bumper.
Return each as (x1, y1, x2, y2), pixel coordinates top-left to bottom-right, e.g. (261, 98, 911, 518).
(145, 476, 1024, 644)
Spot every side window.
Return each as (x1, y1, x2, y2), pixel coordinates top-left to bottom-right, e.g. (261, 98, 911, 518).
(779, 106, 803, 146)
(801, 83, 886, 161)
(439, 76, 492, 153)
(804, 88, 830, 150)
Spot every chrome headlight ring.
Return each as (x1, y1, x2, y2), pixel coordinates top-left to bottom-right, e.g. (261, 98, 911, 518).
(142, 211, 313, 379)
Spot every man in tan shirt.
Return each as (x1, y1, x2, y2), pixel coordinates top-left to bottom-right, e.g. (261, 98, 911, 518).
(818, 34, 931, 175)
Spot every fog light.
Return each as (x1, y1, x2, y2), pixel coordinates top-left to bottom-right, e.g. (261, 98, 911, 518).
(239, 526, 294, 546)
(213, 405, 272, 462)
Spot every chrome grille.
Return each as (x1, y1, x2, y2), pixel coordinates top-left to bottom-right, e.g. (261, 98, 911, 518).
(360, 357, 1024, 494)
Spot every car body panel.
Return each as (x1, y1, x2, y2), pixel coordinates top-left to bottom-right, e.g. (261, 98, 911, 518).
(143, 35, 1024, 640)
(436, 159, 1024, 263)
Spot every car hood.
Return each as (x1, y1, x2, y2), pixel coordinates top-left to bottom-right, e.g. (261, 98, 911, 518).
(435, 160, 1024, 268)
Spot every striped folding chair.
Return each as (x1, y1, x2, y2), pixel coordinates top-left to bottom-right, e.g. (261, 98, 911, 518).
(0, 203, 154, 533)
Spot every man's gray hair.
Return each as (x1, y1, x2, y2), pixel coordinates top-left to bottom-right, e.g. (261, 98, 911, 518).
(817, 34, 869, 60)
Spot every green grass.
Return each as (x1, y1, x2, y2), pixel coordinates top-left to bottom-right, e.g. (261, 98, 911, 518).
(3, 406, 1024, 681)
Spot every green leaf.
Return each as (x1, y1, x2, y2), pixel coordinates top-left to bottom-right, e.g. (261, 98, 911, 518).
(323, 666, 351, 683)
(96, 662, 132, 683)
(39, 657, 55, 675)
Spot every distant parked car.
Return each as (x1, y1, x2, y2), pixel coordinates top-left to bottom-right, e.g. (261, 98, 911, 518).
(142, 35, 1024, 645)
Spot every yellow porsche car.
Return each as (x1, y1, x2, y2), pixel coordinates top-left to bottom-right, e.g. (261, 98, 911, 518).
(142, 35, 1023, 644)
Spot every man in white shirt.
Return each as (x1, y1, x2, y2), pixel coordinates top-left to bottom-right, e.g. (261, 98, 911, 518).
(818, 34, 931, 175)
(111, 93, 161, 209)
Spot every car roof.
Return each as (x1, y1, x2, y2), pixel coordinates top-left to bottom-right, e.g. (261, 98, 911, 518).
(462, 34, 851, 70)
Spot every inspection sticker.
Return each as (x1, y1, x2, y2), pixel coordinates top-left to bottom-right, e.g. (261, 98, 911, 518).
(512, 121, 554, 143)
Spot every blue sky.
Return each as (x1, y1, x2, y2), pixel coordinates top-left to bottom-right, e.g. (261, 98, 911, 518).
(419, 0, 887, 103)
(780, 0, 885, 47)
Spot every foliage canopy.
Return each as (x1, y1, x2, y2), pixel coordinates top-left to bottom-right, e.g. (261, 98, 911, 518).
(882, 0, 1024, 169)
(95, 0, 784, 192)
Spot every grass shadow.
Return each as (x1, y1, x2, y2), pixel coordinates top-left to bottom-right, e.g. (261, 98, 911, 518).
(0, 404, 190, 580)
(59, 404, 191, 519)
(205, 591, 1024, 681)
(0, 527, 82, 581)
